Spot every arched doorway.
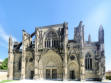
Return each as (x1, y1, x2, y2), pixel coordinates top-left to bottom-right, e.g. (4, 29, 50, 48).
(39, 50, 63, 80)
(45, 61, 57, 80)
(68, 62, 79, 80)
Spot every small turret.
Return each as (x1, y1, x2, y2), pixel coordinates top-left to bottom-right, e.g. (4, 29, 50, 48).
(98, 25, 104, 43)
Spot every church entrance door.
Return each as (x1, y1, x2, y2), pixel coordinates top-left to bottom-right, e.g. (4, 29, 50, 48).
(70, 70, 75, 80)
(46, 69, 51, 79)
(52, 69, 57, 79)
(30, 71, 34, 79)
(46, 69, 57, 80)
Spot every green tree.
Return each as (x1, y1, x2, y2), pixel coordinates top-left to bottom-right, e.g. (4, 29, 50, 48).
(0, 58, 8, 70)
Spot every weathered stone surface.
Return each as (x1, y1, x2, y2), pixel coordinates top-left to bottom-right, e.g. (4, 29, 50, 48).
(0, 70, 7, 80)
(8, 22, 105, 81)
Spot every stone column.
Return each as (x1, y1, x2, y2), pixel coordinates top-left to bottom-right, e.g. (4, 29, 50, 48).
(63, 22, 68, 80)
(34, 28, 39, 79)
(80, 49, 85, 81)
(21, 30, 27, 79)
(51, 38, 53, 48)
(8, 36, 14, 80)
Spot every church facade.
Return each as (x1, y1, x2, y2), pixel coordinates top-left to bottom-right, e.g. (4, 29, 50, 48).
(8, 21, 105, 81)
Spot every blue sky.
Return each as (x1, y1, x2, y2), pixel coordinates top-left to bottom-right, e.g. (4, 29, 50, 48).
(0, 0, 111, 71)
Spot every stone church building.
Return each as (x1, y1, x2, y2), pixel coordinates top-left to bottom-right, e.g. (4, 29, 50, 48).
(8, 21, 105, 81)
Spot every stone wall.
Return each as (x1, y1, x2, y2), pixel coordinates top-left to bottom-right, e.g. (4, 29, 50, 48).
(0, 70, 7, 80)
(13, 52, 22, 80)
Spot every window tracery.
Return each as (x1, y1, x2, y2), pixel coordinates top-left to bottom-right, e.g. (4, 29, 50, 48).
(45, 31, 59, 48)
(85, 53, 92, 70)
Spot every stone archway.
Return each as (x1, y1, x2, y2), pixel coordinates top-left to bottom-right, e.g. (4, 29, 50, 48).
(68, 62, 79, 80)
(39, 50, 63, 80)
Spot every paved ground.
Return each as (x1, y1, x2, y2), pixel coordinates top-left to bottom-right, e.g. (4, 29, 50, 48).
(0, 80, 110, 83)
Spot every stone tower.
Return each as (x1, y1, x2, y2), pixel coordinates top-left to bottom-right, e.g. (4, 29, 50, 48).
(98, 25, 105, 79)
(74, 21, 84, 47)
(8, 36, 14, 80)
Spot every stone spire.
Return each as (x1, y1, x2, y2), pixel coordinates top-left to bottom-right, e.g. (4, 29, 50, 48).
(98, 25, 104, 54)
(98, 25, 105, 79)
(88, 34, 91, 43)
(98, 25, 104, 43)
(8, 36, 14, 80)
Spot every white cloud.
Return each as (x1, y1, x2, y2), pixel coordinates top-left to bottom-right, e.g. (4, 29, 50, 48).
(85, 2, 110, 26)
(0, 58, 3, 62)
(84, 1, 110, 41)
(0, 25, 17, 43)
(0, 25, 17, 48)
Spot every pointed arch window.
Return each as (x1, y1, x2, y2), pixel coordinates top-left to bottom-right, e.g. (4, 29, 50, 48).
(85, 53, 92, 70)
(45, 31, 59, 48)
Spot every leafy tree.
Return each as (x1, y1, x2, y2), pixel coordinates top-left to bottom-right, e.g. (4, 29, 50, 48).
(0, 58, 8, 70)
(106, 76, 111, 80)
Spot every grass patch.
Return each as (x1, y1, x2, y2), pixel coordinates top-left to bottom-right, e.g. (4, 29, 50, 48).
(0, 80, 14, 83)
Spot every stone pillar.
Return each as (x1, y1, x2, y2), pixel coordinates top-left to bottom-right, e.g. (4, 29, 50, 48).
(8, 36, 14, 80)
(80, 49, 85, 81)
(63, 22, 68, 80)
(34, 28, 39, 79)
(21, 30, 27, 79)
(51, 39, 52, 48)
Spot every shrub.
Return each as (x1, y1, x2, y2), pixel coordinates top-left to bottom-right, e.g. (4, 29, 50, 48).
(0, 58, 8, 70)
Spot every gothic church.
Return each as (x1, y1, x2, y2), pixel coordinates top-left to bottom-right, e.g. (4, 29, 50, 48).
(8, 21, 105, 81)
